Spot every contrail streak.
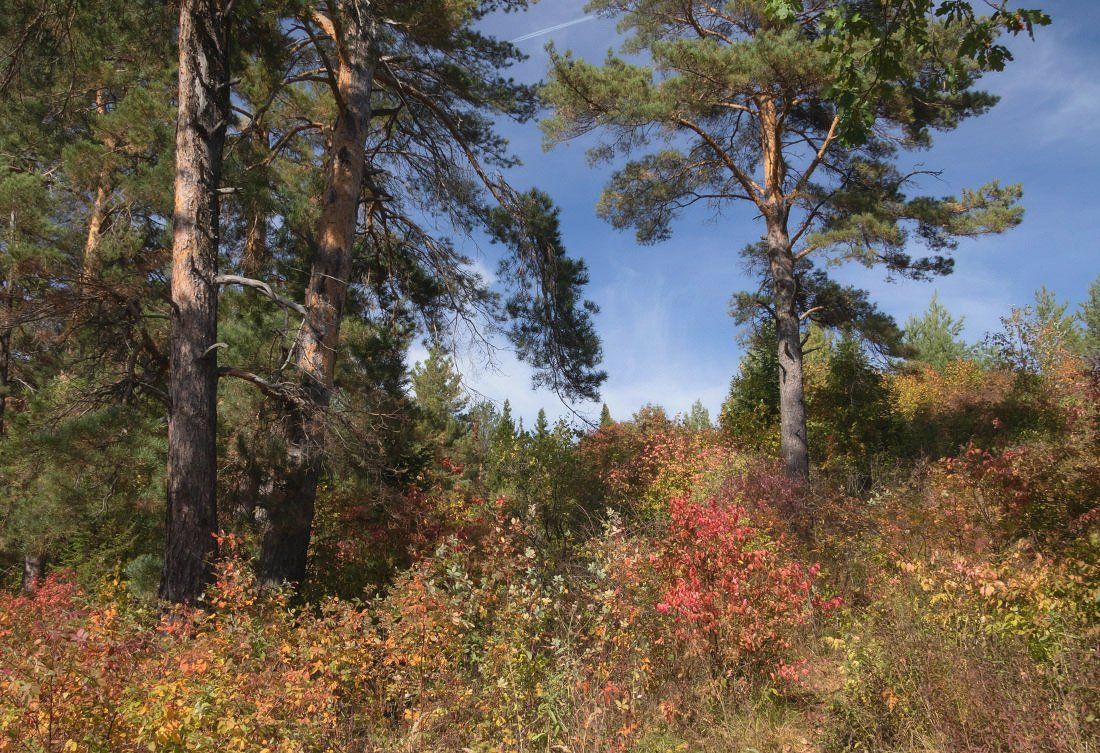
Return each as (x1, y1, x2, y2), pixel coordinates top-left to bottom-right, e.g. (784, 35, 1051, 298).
(511, 15, 596, 43)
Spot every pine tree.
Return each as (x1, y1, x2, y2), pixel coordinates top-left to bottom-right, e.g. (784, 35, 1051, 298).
(0, 0, 175, 595)
(237, 1, 605, 586)
(543, 0, 1028, 481)
(1082, 276, 1100, 361)
(684, 400, 711, 431)
(160, 0, 232, 604)
(904, 293, 971, 369)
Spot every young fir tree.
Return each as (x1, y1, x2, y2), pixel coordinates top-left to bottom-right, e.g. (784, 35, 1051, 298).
(806, 334, 895, 470)
(543, 0, 1029, 481)
(411, 347, 469, 453)
(720, 324, 781, 451)
(904, 293, 971, 369)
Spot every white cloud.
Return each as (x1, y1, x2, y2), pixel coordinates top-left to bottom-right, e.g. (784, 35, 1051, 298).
(992, 26, 1100, 145)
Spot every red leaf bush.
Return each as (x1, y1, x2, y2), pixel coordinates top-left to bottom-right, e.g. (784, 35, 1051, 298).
(649, 490, 837, 686)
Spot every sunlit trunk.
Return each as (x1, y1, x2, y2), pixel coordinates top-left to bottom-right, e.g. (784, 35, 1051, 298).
(758, 95, 809, 482)
(159, 0, 230, 605)
(258, 5, 378, 587)
(81, 88, 114, 280)
(241, 127, 269, 278)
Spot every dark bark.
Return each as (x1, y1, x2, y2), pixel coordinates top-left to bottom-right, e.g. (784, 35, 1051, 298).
(159, 0, 230, 605)
(21, 553, 46, 595)
(1, 213, 13, 439)
(258, 458, 317, 586)
(257, 5, 378, 587)
(0, 310, 8, 439)
(766, 209, 810, 483)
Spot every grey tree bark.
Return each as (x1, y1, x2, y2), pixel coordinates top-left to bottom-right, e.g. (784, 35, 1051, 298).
(21, 553, 46, 594)
(766, 211, 809, 483)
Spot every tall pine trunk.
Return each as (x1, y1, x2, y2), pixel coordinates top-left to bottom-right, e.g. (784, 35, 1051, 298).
(1, 211, 13, 440)
(159, 0, 230, 604)
(0, 291, 8, 439)
(258, 7, 377, 586)
(758, 96, 809, 483)
(766, 210, 810, 483)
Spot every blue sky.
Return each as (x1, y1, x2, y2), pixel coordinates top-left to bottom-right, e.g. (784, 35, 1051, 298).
(428, 1, 1100, 426)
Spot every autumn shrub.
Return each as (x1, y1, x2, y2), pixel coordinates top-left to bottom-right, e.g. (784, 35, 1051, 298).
(922, 357, 1099, 544)
(0, 571, 149, 752)
(889, 359, 1021, 457)
(368, 511, 578, 749)
(127, 556, 378, 752)
(4, 365, 1095, 753)
(579, 407, 679, 515)
(579, 410, 768, 523)
(651, 491, 836, 688)
(826, 579, 1095, 753)
(0, 545, 382, 753)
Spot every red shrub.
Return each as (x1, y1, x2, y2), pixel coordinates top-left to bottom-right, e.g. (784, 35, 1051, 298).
(650, 491, 837, 685)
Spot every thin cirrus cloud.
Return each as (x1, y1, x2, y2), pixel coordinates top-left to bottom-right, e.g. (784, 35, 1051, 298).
(511, 15, 596, 44)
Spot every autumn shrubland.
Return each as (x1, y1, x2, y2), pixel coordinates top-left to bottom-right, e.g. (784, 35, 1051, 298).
(2, 0, 1096, 751)
(3, 307, 1096, 752)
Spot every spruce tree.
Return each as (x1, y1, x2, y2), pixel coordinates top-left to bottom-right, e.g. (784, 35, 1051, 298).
(543, 0, 1029, 481)
(412, 347, 469, 451)
(599, 403, 614, 428)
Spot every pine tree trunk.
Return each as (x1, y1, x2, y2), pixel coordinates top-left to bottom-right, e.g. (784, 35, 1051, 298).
(81, 88, 114, 280)
(159, 0, 230, 605)
(1, 213, 13, 439)
(21, 553, 46, 594)
(766, 212, 810, 482)
(258, 6, 377, 587)
(241, 127, 268, 278)
(82, 184, 110, 279)
(0, 313, 8, 439)
(757, 94, 809, 484)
